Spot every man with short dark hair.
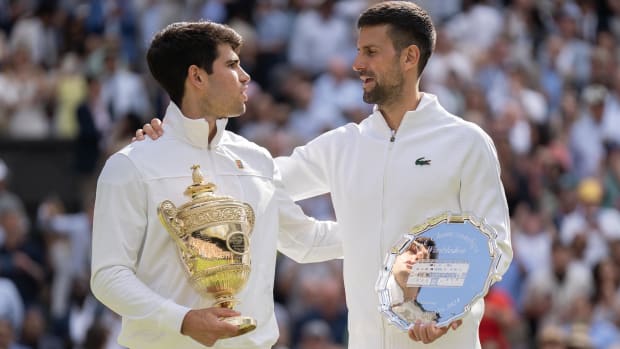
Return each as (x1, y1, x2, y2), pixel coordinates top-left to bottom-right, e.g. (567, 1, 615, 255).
(91, 21, 341, 349)
(277, 3, 512, 346)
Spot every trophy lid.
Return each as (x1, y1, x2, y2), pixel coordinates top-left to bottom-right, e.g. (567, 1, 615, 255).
(171, 165, 255, 236)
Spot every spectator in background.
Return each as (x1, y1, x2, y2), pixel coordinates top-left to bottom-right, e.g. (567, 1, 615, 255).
(0, 160, 26, 220)
(0, 205, 46, 307)
(570, 84, 610, 179)
(444, 0, 503, 60)
(512, 203, 553, 278)
(0, 44, 54, 139)
(8, 0, 59, 69)
(522, 239, 592, 339)
(602, 69, 620, 146)
(292, 276, 347, 346)
(75, 75, 110, 198)
(253, 0, 294, 89)
(53, 53, 87, 139)
(479, 285, 520, 349)
(560, 177, 620, 267)
(603, 143, 620, 210)
(18, 306, 63, 349)
(550, 4, 592, 89)
(0, 318, 28, 349)
(295, 319, 343, 349)
(288, 0, 353, 77)
(100, 49, 149, 123)
(537, 324, 568, 349)
(37, 195, 93, 337)
(0, 278, 23, 340)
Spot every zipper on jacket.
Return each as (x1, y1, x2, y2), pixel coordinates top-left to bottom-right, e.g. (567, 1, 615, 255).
(206, 144, 217, 182)
(389, 129, 396, 142)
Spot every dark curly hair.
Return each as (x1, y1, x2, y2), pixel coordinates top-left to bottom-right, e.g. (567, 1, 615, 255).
(146, 21, 243, 106)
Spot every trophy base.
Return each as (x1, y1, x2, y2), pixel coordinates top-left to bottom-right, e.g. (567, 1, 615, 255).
(222, 316, 257, 337)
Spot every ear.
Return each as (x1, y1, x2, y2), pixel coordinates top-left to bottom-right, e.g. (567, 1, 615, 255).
(187, 65, 206, 89)
(402, 45, 420, 73)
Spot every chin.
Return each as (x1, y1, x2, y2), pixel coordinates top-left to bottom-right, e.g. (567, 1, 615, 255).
(227, 106, 246, 118)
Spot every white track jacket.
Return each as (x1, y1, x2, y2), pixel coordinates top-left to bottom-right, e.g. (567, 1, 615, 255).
(91, 103, 342, 349)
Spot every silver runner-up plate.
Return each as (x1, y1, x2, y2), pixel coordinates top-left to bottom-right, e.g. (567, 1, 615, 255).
(375, 213, 503, 330)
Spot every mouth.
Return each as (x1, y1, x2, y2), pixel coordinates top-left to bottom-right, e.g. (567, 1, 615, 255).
(241, 87, 248, 101)
(360, 76, 375, 89)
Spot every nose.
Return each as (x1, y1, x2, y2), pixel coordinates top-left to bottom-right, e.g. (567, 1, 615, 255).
(239, 66, 251, 84)
(352, 54, 364, 73)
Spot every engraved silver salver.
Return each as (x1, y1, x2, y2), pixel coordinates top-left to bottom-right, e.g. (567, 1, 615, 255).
(376, 213, 503, 330)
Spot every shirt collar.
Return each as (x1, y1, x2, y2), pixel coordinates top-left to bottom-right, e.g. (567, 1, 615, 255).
(162, 102, 228, 149)
(365, 93, 442, 137)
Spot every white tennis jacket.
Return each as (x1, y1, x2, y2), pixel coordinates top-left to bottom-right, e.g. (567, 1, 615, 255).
(91, 102, 342, 349)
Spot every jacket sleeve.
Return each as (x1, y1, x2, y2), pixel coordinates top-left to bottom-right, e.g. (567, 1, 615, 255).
(90, 154, 189, 334)
(459, 129, 513, 280)
(274, 161, 343, 263)
(274, 133, 332, 201)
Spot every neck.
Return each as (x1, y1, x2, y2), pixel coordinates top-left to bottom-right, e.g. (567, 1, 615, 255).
(378, 85, 422, 131)
(180, 98, 218, 142)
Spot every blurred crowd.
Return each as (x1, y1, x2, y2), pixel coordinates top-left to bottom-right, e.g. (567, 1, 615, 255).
(0, 0, 620, 348)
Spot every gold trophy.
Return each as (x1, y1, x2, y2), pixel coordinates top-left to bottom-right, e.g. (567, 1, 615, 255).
(158, 165, 256, 336)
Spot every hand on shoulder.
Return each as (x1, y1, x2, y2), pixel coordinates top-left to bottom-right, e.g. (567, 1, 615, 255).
(132, 118, 164, 142)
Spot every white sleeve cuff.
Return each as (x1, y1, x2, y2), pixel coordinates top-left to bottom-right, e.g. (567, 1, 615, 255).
(158, 299, 192, 334)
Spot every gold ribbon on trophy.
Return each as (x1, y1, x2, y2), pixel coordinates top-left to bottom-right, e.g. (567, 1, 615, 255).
(158, 165, 256, 337)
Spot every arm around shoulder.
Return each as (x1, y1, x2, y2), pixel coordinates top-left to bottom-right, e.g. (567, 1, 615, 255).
(273, 164, 343, 263)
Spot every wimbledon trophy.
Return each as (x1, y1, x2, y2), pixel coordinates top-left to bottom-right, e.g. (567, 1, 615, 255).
(158, 165, 256, 337)
(376, 213, 503, 329)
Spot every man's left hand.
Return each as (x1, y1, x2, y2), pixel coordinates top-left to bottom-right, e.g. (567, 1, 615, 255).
(132, 118, 163, 142)
(408, 319, 462, 344)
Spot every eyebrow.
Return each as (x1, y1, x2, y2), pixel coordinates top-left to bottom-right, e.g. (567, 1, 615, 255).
(225, 58, 240, 65)
(358, 45, 379, 51)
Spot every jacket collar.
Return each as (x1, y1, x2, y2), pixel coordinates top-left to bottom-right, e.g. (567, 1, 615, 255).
(364, 93, 442, 139)
(162, 102, 228, 149)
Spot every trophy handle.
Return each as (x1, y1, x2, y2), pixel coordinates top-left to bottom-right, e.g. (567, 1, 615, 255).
(243, 203, 255, 236)
(158, 200, 191, 254)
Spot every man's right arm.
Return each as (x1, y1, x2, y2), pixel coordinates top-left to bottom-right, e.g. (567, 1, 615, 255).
(90, 153, 239, 345)
(274, 131, 335, 201)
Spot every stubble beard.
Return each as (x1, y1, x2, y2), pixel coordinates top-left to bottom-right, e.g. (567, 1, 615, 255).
(362, 69, 404, 106)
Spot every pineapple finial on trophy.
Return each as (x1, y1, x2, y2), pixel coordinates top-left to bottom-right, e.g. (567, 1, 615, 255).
(184, 165, 217, 199)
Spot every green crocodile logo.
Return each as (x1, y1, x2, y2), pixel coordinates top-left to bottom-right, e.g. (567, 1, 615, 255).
(415, 157, 431, 166)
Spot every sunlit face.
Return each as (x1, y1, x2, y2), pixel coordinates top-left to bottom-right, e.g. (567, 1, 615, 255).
(202, 44, 251, 118)
(352, 25, 405, 106)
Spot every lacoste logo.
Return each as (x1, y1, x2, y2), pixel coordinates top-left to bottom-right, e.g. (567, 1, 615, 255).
(415, 157, 431, 166)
